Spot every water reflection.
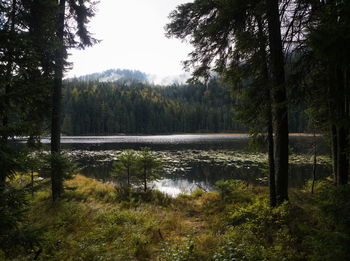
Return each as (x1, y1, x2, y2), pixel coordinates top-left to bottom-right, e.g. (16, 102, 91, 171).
(74, 148, 331, 197)
(153, 179, 199, 197)
(26, 135, 331, 197)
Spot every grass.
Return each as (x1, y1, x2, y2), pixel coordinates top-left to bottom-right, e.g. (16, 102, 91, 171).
(4, 175, 350, 261)
(19, 175, 216, 261)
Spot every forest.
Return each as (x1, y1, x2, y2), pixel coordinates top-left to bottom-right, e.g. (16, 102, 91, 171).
(62, 70, 308, 135)
(62, 76, 242, 134)
(1, 0, 350, 260)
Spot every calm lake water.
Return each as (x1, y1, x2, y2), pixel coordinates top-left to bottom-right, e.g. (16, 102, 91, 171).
(42, 134, 331, 196)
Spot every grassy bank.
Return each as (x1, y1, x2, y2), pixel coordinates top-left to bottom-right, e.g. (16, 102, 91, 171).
(3, 175, 350, 261)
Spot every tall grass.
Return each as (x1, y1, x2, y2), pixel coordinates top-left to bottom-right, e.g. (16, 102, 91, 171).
(6, 175, 349, 261)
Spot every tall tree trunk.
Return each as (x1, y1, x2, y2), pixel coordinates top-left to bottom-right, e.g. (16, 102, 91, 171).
(0, 0, 17, 191)
(331, 124, 338, 184)
(333, 67, 349, 186)
(51, 0, 66, 201)
(257, 17, 276, 207)
(327, 64, 339, 184)
(311, 129, 317, 194)
(268, 110, 276, 206)
(266, 0, 289, 205)
(336, 95, 349, 185)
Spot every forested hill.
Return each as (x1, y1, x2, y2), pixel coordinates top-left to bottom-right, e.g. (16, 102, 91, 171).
(62, 70, 308, 135)
(62, 76, 242, 134)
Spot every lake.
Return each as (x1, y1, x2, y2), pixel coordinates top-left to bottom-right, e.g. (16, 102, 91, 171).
(42, 134, 331, 196)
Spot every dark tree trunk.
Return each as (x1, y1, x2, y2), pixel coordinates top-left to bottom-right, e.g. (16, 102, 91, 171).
(0, 0, 17, 192)
(327, 64, 339, 184)
(333, 67, 349, 186)
(311, 129, 317, 194)
(266, 0, 289, 205)
(268, 111, 276, 206)
(51, 0, 66, 201)
(257, 17, 276, 207)
(0, 99, 9, 192)
(336, 97, 349, 185)
(331, 124, 338, 184)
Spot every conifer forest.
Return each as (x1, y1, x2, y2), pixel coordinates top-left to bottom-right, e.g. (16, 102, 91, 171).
(0, 0, 349, 260)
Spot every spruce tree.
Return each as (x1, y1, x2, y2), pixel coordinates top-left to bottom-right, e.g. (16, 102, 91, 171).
(166, 0, 287, 205)
(266, 0, 289, 204)
(49, 0, 98, 200)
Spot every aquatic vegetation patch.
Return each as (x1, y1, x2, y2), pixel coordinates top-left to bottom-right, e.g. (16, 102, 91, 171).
(64, 149, 331, 173)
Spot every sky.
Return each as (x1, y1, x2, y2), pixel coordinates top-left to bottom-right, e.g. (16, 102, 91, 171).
(67, 0, 193, 79)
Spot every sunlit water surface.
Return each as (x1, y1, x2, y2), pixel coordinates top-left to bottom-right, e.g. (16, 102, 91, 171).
(40, 134, 331, 196)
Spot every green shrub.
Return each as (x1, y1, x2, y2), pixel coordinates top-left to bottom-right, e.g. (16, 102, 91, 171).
(215, 180, 252, 203)
(305, 230, 350, 261)
(303, 183, 350, 260)
(117, 188, 172, 207)
(0, 185, 43, 259)
(318, 184, 350, 233)
(190, 188, 205, 199)
(215, 200, 306, 261)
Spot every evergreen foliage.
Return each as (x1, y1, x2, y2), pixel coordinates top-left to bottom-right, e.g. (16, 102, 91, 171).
(62, 76, 308, 135)
(113, 148, 163, 194)
(0, 1, 57, 256)
(49, 0, 98, 201)
(136, 147, 163, 192)
(0, 184, 42, 258)
(113, 149, 138, 188)
(0, 0, 349, 258)
(166, 0, 291, 205)
(62, 77, 244, 134)
(291, 0, 350, 186)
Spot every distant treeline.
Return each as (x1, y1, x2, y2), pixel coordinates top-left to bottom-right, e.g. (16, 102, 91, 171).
(62, 78, 308, 135)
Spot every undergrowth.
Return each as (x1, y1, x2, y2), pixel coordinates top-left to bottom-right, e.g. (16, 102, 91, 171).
(2, 175, 349, 261)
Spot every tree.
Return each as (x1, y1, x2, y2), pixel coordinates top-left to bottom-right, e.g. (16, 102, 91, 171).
(61, 77, 245, 135)
(166, 0, 289, 205)
(0, 0, 55, 190)
(113, 149, 138, 188)
(0, 1, 57, 254)
(50, 0, 98, 201)
(291, 0, 350, 186)
(136, 147, 162, 192)
(308, 0, 350, 186)
(265, 0, 289, 204)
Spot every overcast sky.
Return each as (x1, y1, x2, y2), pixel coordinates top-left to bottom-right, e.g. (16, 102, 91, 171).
(67, 0, 193, 78)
